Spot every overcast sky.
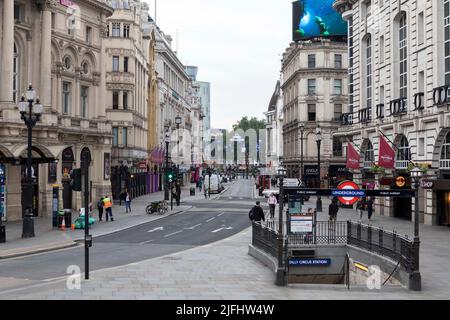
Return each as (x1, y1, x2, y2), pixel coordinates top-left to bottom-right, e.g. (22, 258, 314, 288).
(143, 0, 292, 131)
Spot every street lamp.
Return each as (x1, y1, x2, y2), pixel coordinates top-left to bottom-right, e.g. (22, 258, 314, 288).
(315, 126, 322, 212)
(175, 115, 182, 185)
(18, 84, 43, 238)
(275, 165, 287, 286)
(299, 123, 305, 204)
(164, 131, 170, 201)
(410, 165, 422, 291)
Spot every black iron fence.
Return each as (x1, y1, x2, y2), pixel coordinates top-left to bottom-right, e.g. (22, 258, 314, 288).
(347, 221, 419, 272)
(252, 220, 419, 272)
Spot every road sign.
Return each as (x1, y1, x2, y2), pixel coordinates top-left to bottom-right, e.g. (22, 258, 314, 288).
(284, 178, 303, 187)
(336, 180, 361, 205)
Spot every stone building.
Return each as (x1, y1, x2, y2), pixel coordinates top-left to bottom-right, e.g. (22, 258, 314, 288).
(281, 39, 349, 187)
(333, 0, 450, 226)
(0, 0, 113, 221)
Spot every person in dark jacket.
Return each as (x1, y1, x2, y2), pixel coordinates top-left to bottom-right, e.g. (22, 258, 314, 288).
(97, 197, 104, 221)
(328, 197, 339, 221)
(249, 201, 265, 222)
(367, 197, 374, 221)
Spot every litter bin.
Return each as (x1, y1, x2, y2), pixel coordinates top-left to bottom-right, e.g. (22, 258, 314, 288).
(64, 209, 72, 228)
(57, 210, 65, 228)
(190, 187, 195, 196)
(0, 225, 5, 243)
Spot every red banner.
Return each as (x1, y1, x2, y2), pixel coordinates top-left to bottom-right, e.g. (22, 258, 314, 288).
(346, 142, 360, 170)
(378, 135, 395, 169)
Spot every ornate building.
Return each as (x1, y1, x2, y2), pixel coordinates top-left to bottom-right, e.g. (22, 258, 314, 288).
(0, 0, 113, 221)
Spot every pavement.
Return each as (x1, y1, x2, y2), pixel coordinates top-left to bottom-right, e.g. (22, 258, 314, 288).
(0, 185, 202, 259)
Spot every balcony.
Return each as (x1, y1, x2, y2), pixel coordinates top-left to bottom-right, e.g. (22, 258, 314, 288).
(413, 93, 425, 111)
(395, 160, 409, 170)
(358, 107, 372, 124)
(440, 159, 450, 169)
(389, 97, 407, 116)
(376, 104, 384, 119)
(341, 113, 354, 126)
(433, 85, 450, 106)
(363, 161, 373, 169)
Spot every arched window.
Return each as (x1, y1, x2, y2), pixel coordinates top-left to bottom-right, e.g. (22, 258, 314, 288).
(396, 136, 411, 169)
(440, 132, 450, 168)
(445, 0, 450, 84)
(366, 35, 373, 109)
(13, 43, 19, 103)
(399, 13, 408, 99)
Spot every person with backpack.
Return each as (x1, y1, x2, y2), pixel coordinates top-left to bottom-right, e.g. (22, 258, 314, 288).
(97, 197, 104, 221)
(328, 197, 339, 221)
(249, 201, 265, 222)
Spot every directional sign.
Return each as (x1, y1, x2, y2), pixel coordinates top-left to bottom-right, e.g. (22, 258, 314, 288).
(336, 180, 361, 205)
(284, 178, 303, 187)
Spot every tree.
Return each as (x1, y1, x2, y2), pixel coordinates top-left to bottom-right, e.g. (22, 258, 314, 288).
(232, 116, 266, 132)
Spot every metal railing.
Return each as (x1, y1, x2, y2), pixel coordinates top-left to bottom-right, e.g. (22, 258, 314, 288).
(440, 159, 450, 169)
(252, 221, 279, 258)
(395, 160, 409, 169)
(288, 221, 347, 245)
(347, 221, 419, 272)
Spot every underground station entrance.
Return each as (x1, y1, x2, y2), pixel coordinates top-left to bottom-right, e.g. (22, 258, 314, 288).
(249, 185, 421, 291)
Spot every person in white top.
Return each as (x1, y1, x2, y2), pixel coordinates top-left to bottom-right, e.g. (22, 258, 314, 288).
(267, 193, 278, 219)
(125, 191, 132, 213)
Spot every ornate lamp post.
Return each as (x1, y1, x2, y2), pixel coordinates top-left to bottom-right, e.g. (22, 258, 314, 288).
(164, 131, 170, 201)
(18, 84, 43, 238)
(410, 165, 422, 290)
(315, 126, 322, 212)
(299, 123, 305, 204)
(275, 165, 287, 286)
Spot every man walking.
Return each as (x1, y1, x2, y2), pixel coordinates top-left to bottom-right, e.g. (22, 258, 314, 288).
(103, 196, 114, 221)
(328, 197, 339, 221)
(267, 193, 277, 219)
(97, 197, 104, 221)
(367, 197, 374, 221)
(249, 201, 265, 222)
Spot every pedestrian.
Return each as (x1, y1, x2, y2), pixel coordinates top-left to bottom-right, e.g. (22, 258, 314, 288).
(356, 197, 366, 220)
(97, 197, 104, 221)
(125, 191, 132, 213)
(367, 197, 374, 221)
(267, 193, 277, 219)
(204, 186, 208, 199)
(328, 197, 339, 221)
(249, 201, 265, 222)
(103, 196, 114, 221)
(176, 182, 181, 206)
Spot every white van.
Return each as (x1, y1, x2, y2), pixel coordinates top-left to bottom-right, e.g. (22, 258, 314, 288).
(204, 174, 222, 194)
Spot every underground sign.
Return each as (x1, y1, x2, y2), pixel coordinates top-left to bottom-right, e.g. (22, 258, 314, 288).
(333, 180, 364, 205)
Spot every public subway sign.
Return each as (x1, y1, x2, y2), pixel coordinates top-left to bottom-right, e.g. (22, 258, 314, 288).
(60, 0, 74, 7)
(289, 258, 331, 266)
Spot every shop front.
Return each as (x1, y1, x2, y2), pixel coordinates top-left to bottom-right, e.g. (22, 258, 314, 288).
(303, 165, 319, 188)
(392, 173, 412, 220)
(328, 165, 352, 188)
(425, 177, 450, 226)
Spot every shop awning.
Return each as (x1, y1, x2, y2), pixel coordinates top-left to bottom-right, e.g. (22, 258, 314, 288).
(0, 143, 68, 164)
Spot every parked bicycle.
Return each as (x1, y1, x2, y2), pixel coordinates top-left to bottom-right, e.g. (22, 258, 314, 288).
(146, 201, 168, 215)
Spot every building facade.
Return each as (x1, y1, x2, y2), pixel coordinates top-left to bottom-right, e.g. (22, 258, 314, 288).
(104, 0, 149, 201)
(0, 0, 114, 221)
(281, 39, 349, 187)
(333, 0, 450, 226)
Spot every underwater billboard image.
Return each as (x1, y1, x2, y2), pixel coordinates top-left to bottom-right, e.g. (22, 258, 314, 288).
(292, 0, 348, 41)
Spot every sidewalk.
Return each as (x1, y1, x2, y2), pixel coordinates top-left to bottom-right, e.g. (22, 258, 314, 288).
(0, 185, 197, 259)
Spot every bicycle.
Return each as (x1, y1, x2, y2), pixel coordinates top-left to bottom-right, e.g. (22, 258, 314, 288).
(146, 200, 168, 215)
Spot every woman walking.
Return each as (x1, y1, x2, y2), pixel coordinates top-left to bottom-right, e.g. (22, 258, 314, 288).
(356, 197, 366, 220)
(267, 193, 277, 219)
(125, 191, 132, 213)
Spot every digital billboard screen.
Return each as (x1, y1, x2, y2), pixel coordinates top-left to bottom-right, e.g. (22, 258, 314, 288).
(292, 0, 348, 41)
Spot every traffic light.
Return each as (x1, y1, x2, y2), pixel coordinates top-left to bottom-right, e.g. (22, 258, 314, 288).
(167, 170, 174, 183)
(70, 168, 82, 191)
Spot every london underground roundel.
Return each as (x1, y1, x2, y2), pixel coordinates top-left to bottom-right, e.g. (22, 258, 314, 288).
(337, 180, 360, 205)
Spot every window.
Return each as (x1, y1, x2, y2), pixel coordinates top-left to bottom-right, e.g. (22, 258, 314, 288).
(86, 26, 92, 43)
(52, 13, 55, 29)
(64, 56, 71, 70)
(364, 141, 374, 167)
(82, 62, 89, 75)
(419, 138, 425, 156)
(123, 24, 130, 38)
(14, 4, 21, 21)
(13, 44, 19, 103)
(334, 104, 343, 121)
(122, 127, 128, 147)
(123, 92, 128, 109)
(399, 14, 408, 99)
(419, 71, 425, 93)
(396, 136, 411, 168)
(308, 54, 316, 68)
(308, 104, 316, 121)
(112, 127, 118, 147)
(308, 79, 316, 95)
(380, 85, 385, 104)
(348, 17, 355, 118)
(112, 92, 119, 109)
(366, 35, 373, 108)
(333, 137, 343, 157)
(365, 1, 372, 19)
(379, 36, 385, 62)
(112, 23, 120, 37)
(417, 12, 424, 45)
(80, 86, 89, 118)
(62, 82, 71, 115)
(445, 0, 450, 84)
(334, 79, 343, 95)
(335, 54, 342, 68)
(113, 56, 119, 72)
(124, 57, 129, 73)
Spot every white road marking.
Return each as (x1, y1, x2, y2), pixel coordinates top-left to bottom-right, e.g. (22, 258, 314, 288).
(184, 223, 201, 230)
(211, 227, 233, 233)
(147, 227, 164, 233)
(139, 240, 154, 245)
(206, 217, 215, 222)
(164, 230, 183, 238)
(217, 212, 225, 217)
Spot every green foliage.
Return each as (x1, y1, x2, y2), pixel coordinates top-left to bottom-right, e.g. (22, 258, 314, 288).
(232, 116, 266, 132)
(407, 162, 429, 173)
